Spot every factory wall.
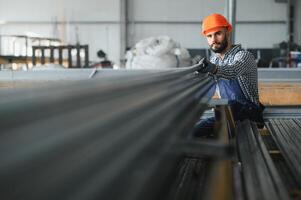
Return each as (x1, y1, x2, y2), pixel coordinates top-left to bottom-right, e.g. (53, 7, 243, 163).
(0, 0, 121, 65)
(0, 0, 296, 67)
(128, 0, 288, 49)
(127, 0, 224, 50)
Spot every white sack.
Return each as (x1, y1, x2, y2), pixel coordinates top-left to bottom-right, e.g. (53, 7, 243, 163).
(126, 36, 191, 69)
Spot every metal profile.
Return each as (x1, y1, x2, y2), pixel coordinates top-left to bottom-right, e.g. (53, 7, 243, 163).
(237, 120, 290, 200)
(265, 119, 301, 185)
(0, 66, 215, 200)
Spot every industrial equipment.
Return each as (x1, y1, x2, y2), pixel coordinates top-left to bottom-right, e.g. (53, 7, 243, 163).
(32, 44, 89, 68)
(0, 34, 61, 70)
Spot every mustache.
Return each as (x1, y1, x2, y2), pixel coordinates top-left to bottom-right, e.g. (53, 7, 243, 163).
(210, 43, 220, 48)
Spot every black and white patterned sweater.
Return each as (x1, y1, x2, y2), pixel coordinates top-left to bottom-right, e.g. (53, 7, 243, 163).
(210, 44, 260, 105)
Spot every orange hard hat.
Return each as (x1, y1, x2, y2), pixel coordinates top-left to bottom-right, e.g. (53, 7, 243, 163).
(201, 13, 232, 35)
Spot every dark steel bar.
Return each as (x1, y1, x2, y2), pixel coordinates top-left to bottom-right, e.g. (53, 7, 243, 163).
(40, 47, 45, 64)
(281, 120, 301, 148)
(237, 120, 290, 200)
(68, 46, 72, 68)
(84, 45, 89, 67)
(0, 68, 215, 200)
(179, 140, 234, 159)
(32, 46, 36, 65)
(167, 156, 210, 200)
(50, 46, 54, 63)
(265, 119, 301, 185)
(205, 105, 234, 200)
(76, 45, 81, 68)
(292, 119, 301, 139)
(58, 47, 63, 65)
(293, 119, 301, 129)
(263, 106, 301, 118)
(276, 119, 300, 150)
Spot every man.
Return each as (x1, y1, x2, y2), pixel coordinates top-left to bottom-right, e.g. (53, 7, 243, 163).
(194, 13, 264, 137)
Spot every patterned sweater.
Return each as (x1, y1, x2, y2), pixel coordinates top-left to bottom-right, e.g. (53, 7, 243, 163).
(210, 44, 260, 105)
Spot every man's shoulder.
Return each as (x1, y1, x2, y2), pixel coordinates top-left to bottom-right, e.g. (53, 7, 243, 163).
(233, 46, 255, 60)
(209, 55, 219, 63)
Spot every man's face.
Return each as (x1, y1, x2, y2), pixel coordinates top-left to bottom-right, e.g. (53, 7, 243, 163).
(205, 28, 229, 53)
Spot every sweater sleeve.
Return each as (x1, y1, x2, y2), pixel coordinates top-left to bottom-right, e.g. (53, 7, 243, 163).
(215, 51, 257, 80)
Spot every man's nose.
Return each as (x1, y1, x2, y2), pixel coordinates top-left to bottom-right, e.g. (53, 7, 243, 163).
(212, 35, 218, 43)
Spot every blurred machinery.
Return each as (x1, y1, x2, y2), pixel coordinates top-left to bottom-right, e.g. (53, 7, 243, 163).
(0, 34, 61, 70)
(90, 49, 113, 68)
(32, 44, 89, 68)
(268, 41, 301, 68)
(0, 34, 89, 70)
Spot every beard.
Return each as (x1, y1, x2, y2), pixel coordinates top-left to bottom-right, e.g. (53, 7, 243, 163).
(210, 35, 228, 53)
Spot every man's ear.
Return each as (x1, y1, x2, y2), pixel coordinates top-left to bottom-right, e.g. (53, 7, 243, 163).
(226, 31, 231, 42)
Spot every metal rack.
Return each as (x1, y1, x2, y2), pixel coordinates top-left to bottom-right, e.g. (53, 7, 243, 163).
(32, 44, 89, 68)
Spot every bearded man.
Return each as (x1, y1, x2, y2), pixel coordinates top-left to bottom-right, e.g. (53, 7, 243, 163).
(194, 13, 265, 137)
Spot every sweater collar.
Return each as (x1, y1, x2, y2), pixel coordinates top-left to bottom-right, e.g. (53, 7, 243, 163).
(212, 44, 242, 60)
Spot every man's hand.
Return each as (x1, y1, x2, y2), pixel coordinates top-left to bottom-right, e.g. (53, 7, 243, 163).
(197, 58, 218, 74)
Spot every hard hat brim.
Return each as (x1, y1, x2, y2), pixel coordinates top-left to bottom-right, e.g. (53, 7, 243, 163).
(202, 25, 232, 36)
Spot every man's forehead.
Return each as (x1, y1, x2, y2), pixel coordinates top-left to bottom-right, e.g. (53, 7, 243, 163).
(205, 27, 227, 36)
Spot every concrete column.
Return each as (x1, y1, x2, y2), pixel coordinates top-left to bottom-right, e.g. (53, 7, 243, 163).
(120, 0, 128, 68)
(226, 0, 236, 44)
(294, 0, 301, 45)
